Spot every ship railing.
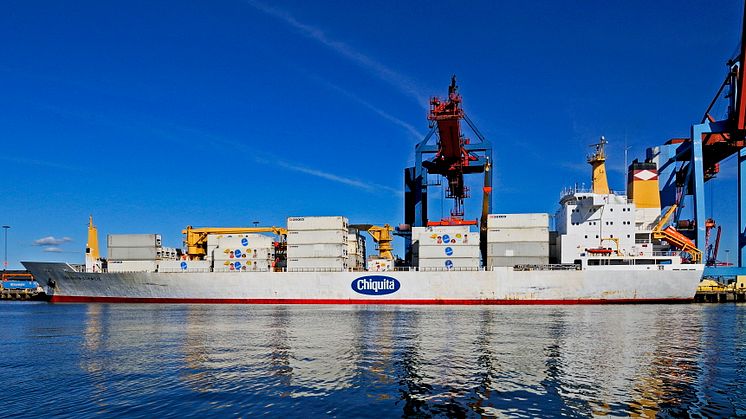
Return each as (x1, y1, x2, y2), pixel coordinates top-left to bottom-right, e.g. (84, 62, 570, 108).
(417, 267, 484, 272)
(70, 264, 85, 272)
(585, 250, 679, 258)
(159, 268, 212, 273)
(512, 264, 581, 271)
(285, 267, 349, 273)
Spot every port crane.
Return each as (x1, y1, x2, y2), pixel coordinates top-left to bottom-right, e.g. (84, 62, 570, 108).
(404, 76, 493, 263)
(652, 3, 746, 272)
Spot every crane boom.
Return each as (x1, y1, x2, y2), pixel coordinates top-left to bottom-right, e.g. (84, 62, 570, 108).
(421, 75, 478, 221)
(183, 225, 287, 259)
(651, 205, 702, 263)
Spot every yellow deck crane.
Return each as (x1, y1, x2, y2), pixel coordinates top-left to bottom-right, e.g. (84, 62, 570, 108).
(651, 205, 702, 263)
(182, 225, 287, 260)
(350, 224, 394, 260)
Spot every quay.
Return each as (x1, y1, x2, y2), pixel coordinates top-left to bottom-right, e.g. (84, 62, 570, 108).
(695, 277, 746, 303)
(1, 271, 44, 301)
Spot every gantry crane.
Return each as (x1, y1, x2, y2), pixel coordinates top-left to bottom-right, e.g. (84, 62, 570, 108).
(651, 3, 746, 270)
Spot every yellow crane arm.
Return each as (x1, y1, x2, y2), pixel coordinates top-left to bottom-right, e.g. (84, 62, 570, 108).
(652, 204, 678, 234)
(182, 225, 287, 259)
(367, 224, 394, 260)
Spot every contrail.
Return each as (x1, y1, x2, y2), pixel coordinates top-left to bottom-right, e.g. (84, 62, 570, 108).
(246, 0, 429, 107)
(266, 158, 403, 196)
(315, 77, 423, 140)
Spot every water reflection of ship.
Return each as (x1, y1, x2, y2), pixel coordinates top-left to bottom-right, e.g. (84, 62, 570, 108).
(268, 306, 293, 388)
(82, 304, 108, 405)
(626, 307, 703, 417)
(182, 307, 213, 393)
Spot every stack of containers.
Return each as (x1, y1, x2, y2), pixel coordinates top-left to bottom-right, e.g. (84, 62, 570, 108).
(107, 234, 162, 272)
(486, 213, 549, 268)
(412, 226, 480, 270)
(210, 234, 275, 272)
(286, 216, 348, 271)
(347, 232, 366, 270)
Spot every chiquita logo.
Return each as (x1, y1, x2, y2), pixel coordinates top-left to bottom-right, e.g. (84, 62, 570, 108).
(351, 275, 400, 296)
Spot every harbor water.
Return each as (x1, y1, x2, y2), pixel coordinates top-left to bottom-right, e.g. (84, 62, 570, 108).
(2, 303, 745, 417)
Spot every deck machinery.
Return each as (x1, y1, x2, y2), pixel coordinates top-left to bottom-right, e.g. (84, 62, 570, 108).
(650, 4, 746, 274)
(404, 76, 493, 264)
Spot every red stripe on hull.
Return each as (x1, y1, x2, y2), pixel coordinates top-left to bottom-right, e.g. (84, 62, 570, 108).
(48, 295, 693, 305)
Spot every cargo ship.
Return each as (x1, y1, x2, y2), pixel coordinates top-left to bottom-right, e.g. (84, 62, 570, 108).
(24, 80, 703, 304)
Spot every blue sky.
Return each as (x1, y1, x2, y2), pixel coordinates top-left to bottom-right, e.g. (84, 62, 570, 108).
(1, 1, 744, 268)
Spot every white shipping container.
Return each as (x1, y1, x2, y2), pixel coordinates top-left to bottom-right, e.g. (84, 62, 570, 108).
(108, 246, 158, 261)
(487, 256, 549, 268)
(286, 230, 348, 244)
(347, 234, 361, 254)
(287, 216, 348, 231)
(288, 243, 347, 258)
(158, 260, 211, 272)
(412, 225, 472, 239)
(349, 255, 365, 270)
(367, 258, 394, 272)
(215, 259, 272, 271)
(487, 242, 549, 257)
(487, 228, 549, 243)
(206, 244, 218, 261)
(213, 247, 273, 260)
(107, 260, 158, 273)
(108, 234, 161, 248)
(207, 233, 275, 249)
(486, 213, 549, 229)
(417, 257, 480, 269)
(158, 247, 179, 260)
(414, 244, 481, 258)
(412, 229, 479, 246)
(287, 257, 347, 269)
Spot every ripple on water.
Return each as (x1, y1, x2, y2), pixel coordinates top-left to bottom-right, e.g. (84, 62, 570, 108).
(1, 303, 746, 417)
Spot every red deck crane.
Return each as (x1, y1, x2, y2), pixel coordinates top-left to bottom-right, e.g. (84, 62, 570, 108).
(421, 76, 480, 225)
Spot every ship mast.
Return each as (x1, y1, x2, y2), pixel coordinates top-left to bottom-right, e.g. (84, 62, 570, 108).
(588, 136, 610, 194)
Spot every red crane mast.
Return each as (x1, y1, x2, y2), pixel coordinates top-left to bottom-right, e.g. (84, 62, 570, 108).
(422, 76, 478, 223)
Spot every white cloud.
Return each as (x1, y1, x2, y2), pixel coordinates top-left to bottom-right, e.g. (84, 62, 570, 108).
(33, 236, 72, 246)
(43, 247, 64, 253)
(246, 0, 429, 107)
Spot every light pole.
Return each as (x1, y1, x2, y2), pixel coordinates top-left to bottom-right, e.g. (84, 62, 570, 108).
(2, 225, 9, 271)
(726, 249, 731, 266)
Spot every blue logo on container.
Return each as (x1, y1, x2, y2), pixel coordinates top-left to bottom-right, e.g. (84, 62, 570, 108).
(180, 261, 188, 270)
(241, 238, 248, 246)
(442, 234, 450, 243)
(445, 260, 453, 269)
(444, 247, 453, 256)
(234, 249, 242, 258)
(351, 275, 400, 296)
(234, 261, 242, 269)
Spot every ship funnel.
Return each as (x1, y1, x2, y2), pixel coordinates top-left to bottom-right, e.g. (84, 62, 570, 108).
(627, 159, 662, 228)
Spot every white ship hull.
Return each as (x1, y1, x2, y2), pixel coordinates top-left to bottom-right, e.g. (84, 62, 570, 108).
(23, 262, 703, 304)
